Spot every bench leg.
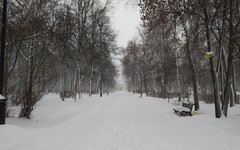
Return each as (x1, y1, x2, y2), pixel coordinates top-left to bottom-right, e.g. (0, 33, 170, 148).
(181, 111, 186, 116)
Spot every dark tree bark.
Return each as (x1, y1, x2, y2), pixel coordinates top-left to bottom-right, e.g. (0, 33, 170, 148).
(202, 0, 222, 118)
(143, 74, 148, 95)
(223, 0, 234, 117)
(181, 16, 200, 111)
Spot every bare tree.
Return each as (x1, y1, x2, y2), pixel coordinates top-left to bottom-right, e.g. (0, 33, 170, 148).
(139, 0, 200, 110)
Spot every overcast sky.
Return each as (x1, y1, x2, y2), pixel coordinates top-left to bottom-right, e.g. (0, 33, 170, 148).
(111, 0, 141, 48)
(102, 0, 141, 86)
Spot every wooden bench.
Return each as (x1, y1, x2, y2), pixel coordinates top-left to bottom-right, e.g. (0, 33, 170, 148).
(173, 103, 195, 116)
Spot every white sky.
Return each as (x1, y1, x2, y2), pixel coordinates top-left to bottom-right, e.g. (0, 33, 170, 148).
(100, 0, 141, 86)
(110, 0, 141, 48)
(107, 0, 141, 86)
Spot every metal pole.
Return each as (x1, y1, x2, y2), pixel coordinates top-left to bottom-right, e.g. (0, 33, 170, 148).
(0, 0, 7, 125)
(0, 0, 7, 95)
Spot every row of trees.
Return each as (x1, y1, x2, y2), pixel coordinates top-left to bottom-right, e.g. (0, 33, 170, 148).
(1, 0, 117, 119)
(122, 0, 240, 118)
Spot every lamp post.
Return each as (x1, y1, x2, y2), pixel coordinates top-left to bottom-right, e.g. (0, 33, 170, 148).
(0, 0, 7, 125)
(0, 0, 7, 94)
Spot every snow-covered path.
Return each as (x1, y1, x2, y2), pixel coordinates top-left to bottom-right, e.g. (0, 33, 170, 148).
(1, 92, 240, 150)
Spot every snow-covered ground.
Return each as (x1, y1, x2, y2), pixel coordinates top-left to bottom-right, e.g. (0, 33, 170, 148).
(1, 92, 240, 150)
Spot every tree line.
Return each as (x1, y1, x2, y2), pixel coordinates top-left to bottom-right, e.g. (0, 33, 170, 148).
(122, 0, 240, 118)
(0, 0, 117, 119)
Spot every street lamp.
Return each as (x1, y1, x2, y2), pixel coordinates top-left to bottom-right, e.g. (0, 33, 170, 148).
(0, 0, 8, 125)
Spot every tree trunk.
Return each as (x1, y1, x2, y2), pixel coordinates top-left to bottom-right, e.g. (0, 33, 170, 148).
(73, 64, 79, 101)
(78, 67, 82, 99)
(174, 19, 181, 102)
(232, 69, 237, 104)
(176, 50, 181, 102)
(60, 52, 66, 101)
(143, 74, 148, 95)
(223, 0, 234, 117)
(202, 0, 222, 118)
(230, 83, 235, 107)
(99, 67, 103, 97)
(181, 16, 199, 111)
(20, 48, 34, 119)
(138, 69, 143, 97)
(89, 65, 93, 97)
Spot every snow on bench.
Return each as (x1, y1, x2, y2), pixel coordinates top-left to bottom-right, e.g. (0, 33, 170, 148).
(173, 103, 195, 116)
